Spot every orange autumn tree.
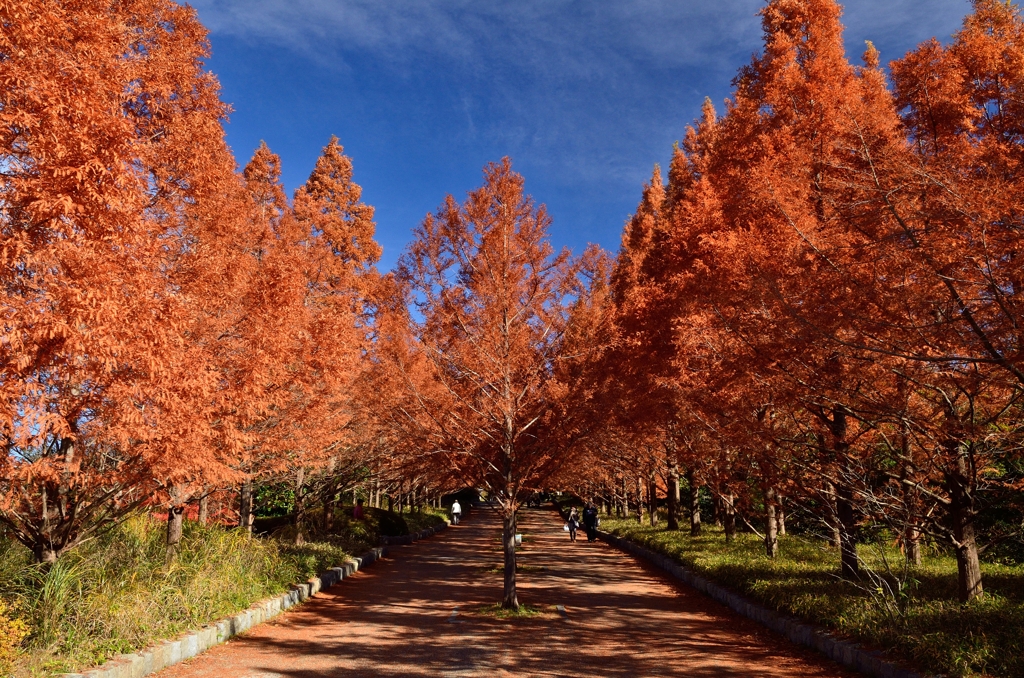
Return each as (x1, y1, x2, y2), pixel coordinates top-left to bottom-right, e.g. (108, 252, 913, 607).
(671, 0, 897, 576)
(605, 0, 1024, 602)
(868, 0, 1024, 601)
(289, 136, 382, 540)
(230, 139, 381, 543)
(394, 159, 611, 609)
(0, 0, 239, 562)
(700, 0, 1024, 598)
(604, 166, 684, 528)
(229, 143, 307, 534)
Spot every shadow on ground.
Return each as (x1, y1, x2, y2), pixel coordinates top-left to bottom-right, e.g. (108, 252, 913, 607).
(158, 508, 853, 677)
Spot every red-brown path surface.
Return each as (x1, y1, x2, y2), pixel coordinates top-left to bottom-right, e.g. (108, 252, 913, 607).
(159, 507, 852, 677)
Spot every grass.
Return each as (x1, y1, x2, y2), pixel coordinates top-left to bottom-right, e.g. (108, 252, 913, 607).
(601, 517, 1024, 678)
(482, 564, 547, 574)
(475, 603, 547, 619)
(0, 505, 447, 677)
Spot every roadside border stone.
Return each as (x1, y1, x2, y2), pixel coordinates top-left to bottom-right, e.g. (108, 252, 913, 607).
(64, 522, 447, 678)
(596, 529, 928, 678)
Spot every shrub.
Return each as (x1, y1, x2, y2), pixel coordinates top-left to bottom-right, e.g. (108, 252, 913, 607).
(0, 599, 29, 676)
(0, 515, 353, 676)
(602, 518, 1024, 677)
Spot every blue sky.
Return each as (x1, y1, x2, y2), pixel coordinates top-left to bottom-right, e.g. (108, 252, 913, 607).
(188, 0, 971, 272)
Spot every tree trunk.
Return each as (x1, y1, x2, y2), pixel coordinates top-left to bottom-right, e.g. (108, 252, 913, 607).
(323, 480, 337, 533)
(830, 407, 859, 579)
(648, 473, 658, 527)
(198, 490, 210, 525)
(635, 476, 644, 524)
(501, 507, 519, 609)
(900, 424, 922, 566)
(32, 438, 73, 563)
(901, 469, 922, 566)
(166, 485, 186, 564)
(666, 463, 680, 531)
(824, 480, 841, 548)
(723, 492, 736, 543)
(906, 525, 921, 566)
(387, 493, 394, 513)
(239, 480, 254, 535)
(687, 469, 702, 536)
(764, 486, 779, 558)
(33, 545, 59, 564)
(777, 496, 786, 536)
(293, 467, 306, 546)
(949, 458, 983, 602)
(837, 481, 859, 579)
(622, 477, 630, 518)
(322, 457, 337, 533)
(166, 506, 184, 563)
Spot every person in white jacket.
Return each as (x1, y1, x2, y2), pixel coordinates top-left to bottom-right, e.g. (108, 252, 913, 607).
(451, 500, 462, 525)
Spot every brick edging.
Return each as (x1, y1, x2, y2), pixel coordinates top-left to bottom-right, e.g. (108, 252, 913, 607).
(62, 520, 450, 678)
(597, 530, 928, 678)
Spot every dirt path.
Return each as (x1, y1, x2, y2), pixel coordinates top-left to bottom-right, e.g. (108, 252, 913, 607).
(158, 507, 852, 677)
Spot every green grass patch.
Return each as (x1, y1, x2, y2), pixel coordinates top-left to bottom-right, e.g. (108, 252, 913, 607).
(255, 505, 448, 556)
(601, 518, 1024, 678)
(0, 516, 356, 677)
(403, 507, 450, 534)
(481, 564, 546, 574)
(475, 603, 546, 619)
(0, 505, 449, 676)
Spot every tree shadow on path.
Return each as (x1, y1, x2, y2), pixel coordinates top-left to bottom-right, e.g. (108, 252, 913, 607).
(157, 508, 853, 677)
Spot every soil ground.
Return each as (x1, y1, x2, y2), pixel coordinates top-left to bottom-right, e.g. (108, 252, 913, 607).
(157, 507, 853, 677)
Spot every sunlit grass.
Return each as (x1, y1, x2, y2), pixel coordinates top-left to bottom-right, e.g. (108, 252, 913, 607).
(475, 603, 546, 619)
(602, 518, 1024, 678)
(481, 563, 547, 574)
(0, 506, 446, 677)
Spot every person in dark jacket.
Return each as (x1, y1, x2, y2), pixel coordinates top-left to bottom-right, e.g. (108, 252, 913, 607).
(582, 503, 599, 542)
(567, 507, 580, 542)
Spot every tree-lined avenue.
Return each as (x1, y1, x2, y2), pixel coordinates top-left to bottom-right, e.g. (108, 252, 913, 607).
(156, 509, 851, 677)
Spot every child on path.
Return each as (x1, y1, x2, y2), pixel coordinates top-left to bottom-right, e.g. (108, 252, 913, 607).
(567, 507, 580, 542)
(451, 499, 462, 525)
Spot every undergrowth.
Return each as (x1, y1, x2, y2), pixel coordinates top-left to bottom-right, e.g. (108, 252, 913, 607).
(602, 518, 1024, 678)
(0, 516, 355, 676)
(476, 603, 546, 619)
(0, 504, 448, 676)
(256, 505, 449, 556)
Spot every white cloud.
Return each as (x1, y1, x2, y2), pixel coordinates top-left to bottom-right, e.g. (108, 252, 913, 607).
(190, 0, 973, 210)
(191, 0, 764, 75)
(191, 0, 969, 72)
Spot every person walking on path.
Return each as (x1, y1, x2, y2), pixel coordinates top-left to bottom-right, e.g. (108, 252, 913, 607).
(451, 499, 462, 525)
(582, 502, 599, 542)
(566, 507, 580, 542)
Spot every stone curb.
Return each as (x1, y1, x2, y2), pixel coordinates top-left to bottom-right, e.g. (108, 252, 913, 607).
(62, 521, 449, 678)
(597, 530, 929, 678)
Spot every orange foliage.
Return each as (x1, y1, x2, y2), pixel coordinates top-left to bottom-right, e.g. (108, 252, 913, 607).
(0, 2, 381, 560)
